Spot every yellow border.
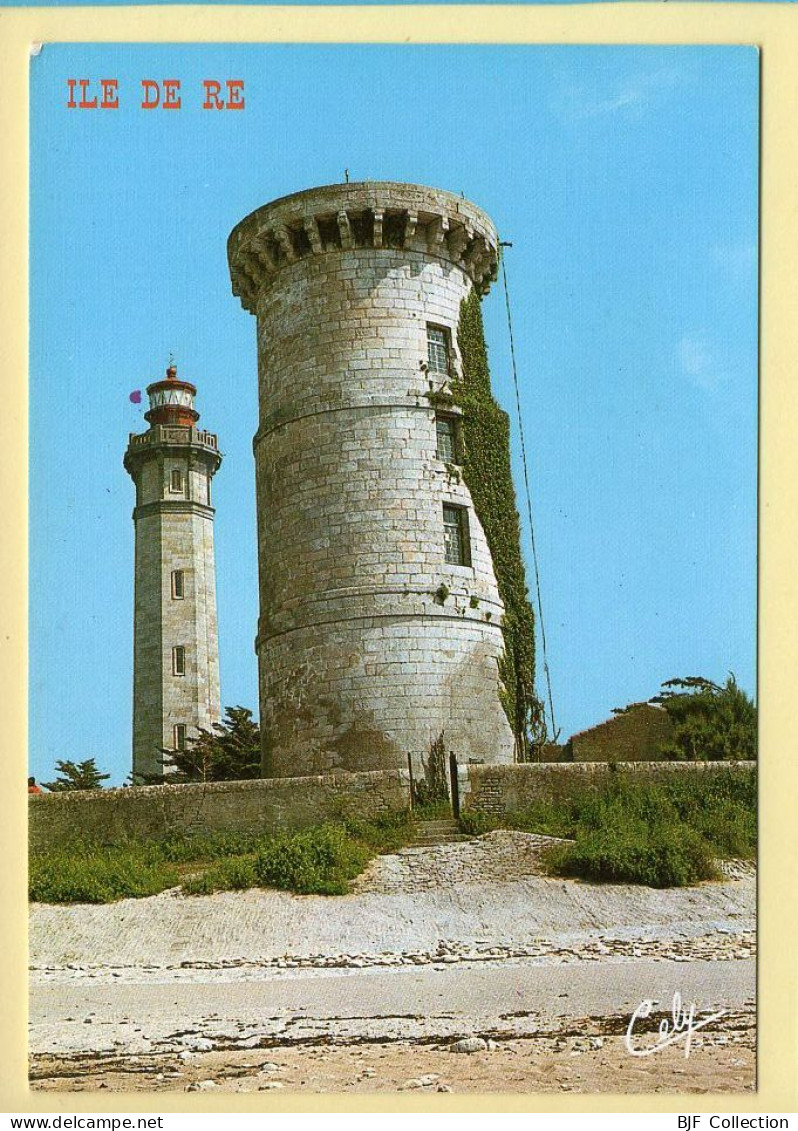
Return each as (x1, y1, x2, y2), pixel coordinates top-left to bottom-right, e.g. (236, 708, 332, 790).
(2, 6, 795, 1113)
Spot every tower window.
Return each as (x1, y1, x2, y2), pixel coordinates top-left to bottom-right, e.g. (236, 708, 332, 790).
(170, 468, 183, 493)
(172, 645, 186, 676)
(173, 724, 187, 751)
(427, 325, 450, 376)
(443, 504, 471, 567)
(171, 570, 185, 599)
(435, 414, 459, 463)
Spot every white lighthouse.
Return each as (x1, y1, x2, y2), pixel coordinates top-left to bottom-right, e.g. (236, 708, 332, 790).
(124, 364, 223, 781)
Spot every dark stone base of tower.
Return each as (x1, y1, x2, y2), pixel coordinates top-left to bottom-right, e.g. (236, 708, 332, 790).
(259, 617, 514, 777)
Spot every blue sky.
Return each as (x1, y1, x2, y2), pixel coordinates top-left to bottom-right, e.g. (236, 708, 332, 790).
(30, 44, 758, 785)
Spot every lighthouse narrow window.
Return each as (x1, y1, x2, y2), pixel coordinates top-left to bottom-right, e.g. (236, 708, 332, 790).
(173, 724, 187, 751)
(170, 468, 183, 493)
(443, 504, 471, 567)
(435, 414, 458, 463)
(172, 645, 186, 676)
(427, 325, 450, 375)
(171, 570, 185, 599)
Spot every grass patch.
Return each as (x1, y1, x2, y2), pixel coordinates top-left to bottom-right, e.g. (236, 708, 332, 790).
(459, 795, 573, 839)
(30, 810, 416, 903)
(254, 824, 372, 896)
(411, 800, 454, 821)
(29, 843, 179, 904)
(251, 811, 415, 896)
(545, 822, 719, 888)
(338, 809, 414, 854)
(181, 854, 258, 896)
(460, 768, 756, 888)
(151, 828, 267, 864)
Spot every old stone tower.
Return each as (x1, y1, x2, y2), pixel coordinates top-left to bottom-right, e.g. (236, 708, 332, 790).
(228, 181, 516, 776)
(124, 365, 223, 780)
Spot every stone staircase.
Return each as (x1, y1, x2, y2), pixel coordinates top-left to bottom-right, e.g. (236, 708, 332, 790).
(407, 817, 471, 848)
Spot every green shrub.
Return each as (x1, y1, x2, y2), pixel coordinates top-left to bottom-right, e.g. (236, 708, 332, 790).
(459, 809, 497, 836)
(460, 767, 756, 886)
(339, 809, 413, 854)
(29, 845, 178, 904)
(29, 812, 420, 904)
(155, 829, 266, 863)
(182, 855, 257, 896)
(548, 820, 718, 888)
(691, 800, 756, 859)
(459, 794, 592, 840)
(412, 732, 450, 809)
(254, 824, 373, 895)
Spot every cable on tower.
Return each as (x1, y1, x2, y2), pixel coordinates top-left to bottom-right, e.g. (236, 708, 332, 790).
(498, 242, 559, 741)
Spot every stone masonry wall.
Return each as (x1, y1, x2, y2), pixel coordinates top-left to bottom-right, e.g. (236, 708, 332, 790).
(29, 770, 411, 853)
(567, 703, 675, 762)
(230, 182, 515, 775)
(458, 760, 757, 819)
(131, 509, 163, 778)
(159, 507, 221, 754)
(125, 428, 222, 781)
(31, 761, 756, 852)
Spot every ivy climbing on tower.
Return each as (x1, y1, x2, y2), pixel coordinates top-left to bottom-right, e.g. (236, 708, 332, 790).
(453, 289, 542, 758)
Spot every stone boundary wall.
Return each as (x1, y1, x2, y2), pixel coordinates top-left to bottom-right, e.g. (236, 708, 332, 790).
(30, 761, 756, 852)
(29, 770, 411, 853)
(458, 760, 756, 819)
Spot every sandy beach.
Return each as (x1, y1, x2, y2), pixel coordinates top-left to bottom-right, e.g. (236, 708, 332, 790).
(29, 832, 756, 1093)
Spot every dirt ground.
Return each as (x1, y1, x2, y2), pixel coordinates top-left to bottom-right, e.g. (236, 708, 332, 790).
(30, 1011, 756, 1094)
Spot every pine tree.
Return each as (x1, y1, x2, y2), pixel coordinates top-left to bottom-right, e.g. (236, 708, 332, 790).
(41, 758, 111, 791)
(652, 674, 757, 761)
(138, 706, 261, 784)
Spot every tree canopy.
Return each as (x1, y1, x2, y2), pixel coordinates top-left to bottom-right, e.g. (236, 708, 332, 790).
(652, 675, 757, 762)
(41, 758, 111, 791)
(144, 706, 261, 783)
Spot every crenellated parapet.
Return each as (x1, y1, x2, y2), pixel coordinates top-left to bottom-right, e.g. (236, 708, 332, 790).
(227, 181, 501, 313)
